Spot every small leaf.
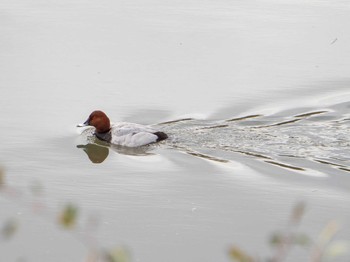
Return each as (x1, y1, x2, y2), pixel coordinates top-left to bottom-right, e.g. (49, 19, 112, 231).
(293, 233, 311, 247)
(30, 180, 43, 196)
(325, 241, 350, 259)
(291, 202, 306, 224)
(318, 220, 339, 244)
(228, 246, 254, 262)
(1, 218, 18, 240)
(0, 167, 5, 189)
(59, 203, 78, 229)
(270, 232, 284, 247)
(103, 247, 131, 262)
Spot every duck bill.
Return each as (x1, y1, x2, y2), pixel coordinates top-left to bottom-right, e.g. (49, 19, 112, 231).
(77, 119, 90, 127)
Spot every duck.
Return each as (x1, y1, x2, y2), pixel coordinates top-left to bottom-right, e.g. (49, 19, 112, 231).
(77, 110, 168, 147)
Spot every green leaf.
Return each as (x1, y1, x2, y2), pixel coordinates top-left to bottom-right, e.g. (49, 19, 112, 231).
(103, 247, 131, 262)
(228, 246, 254, 262)
(0, 167, 5, 189)
(325, 241, 350, 259)
(270, 232, 284, 247)
(59, 203, 78, 229)
(293, 233, 311, 247)
(30, 180, 43, 196)
(1, 218, 18, 240)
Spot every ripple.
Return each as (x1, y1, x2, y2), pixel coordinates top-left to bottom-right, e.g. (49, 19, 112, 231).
(160, 101, 350, 175)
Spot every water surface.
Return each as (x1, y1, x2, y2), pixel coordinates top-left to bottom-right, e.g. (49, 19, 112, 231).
(1, 0, 350, 261)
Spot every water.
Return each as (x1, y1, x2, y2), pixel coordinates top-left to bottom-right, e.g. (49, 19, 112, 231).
(1, 0, 350, 261)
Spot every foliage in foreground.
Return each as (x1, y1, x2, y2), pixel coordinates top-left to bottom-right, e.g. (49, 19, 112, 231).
(228, 202, 350, 262)
(1, 166, 349, 261)
(0, 166, 130, 262)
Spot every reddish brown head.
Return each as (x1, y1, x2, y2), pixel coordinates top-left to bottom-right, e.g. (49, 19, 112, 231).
(83, 110, 111, 133)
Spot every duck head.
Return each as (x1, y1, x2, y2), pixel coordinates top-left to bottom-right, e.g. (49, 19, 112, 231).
(79, 110, 111, 133)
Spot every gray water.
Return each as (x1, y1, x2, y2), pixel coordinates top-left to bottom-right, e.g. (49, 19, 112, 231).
(1, 0, 350, 261)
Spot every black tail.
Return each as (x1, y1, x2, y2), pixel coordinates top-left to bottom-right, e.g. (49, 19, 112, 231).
(153, 131, 168, 142)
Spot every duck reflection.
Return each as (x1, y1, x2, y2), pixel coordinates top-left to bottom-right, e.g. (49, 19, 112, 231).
(77, 137, 154, 164)
(77, 143, 109, 164)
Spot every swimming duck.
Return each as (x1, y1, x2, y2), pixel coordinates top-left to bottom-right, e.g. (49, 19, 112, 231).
(78, 110, 168, 147)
